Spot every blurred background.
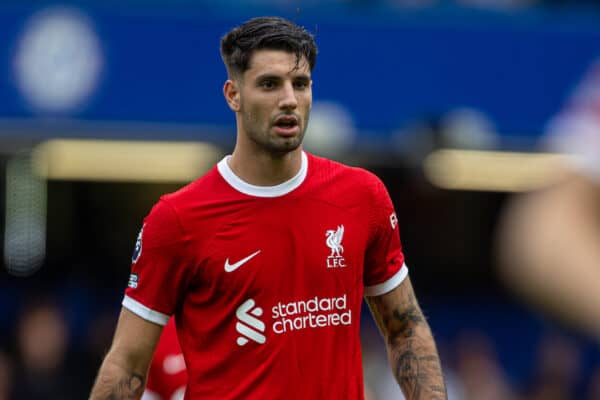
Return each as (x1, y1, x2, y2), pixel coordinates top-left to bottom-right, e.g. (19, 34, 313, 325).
(1, 0, 600, 399)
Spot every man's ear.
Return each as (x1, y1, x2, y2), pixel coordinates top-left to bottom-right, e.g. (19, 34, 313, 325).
(223, 79, 241, 112)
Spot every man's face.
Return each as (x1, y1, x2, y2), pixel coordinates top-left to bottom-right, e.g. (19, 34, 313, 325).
(236, 49, 312, 155)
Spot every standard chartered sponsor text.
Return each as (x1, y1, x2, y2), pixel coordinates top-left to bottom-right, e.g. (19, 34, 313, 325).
(272, 294, 351, 334)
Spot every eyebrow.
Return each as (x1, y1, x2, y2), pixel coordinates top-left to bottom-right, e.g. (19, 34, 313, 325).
(254, 72, 311, 82)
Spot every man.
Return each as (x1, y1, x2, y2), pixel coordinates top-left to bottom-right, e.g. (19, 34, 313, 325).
(496, 59, 600, 340)
(90, 16, 446, 399)
(141, 318, 187, 400)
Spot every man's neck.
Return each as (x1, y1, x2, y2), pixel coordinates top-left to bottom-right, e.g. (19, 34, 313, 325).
(227, 148, 303, 186)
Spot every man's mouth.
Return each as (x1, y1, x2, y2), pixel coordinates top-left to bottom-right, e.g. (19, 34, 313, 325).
(274, 115, 299, 128)
(273, 115, 300, 136)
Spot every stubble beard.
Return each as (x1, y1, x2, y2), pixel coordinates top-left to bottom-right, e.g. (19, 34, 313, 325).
(244, 116, 308, 156)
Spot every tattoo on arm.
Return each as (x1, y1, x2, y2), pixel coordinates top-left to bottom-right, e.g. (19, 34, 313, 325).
(367, 284, 447, 400)
(106, 373, 144, 400)
(91, 372, 145, 400)
(390, 304, 425, 338)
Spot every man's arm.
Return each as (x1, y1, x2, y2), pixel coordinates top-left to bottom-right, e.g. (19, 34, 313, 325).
(90, 307, 163, 400)
(496, 172, 600, 339)
(365, 277, 447, 400)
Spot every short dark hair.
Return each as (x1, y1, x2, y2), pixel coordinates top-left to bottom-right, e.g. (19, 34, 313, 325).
(220, 16, 317, 78)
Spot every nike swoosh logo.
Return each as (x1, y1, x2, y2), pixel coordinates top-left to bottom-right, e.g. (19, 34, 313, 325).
(224, 250, 261, 272)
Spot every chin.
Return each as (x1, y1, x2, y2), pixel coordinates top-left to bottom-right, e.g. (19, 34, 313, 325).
(267, 138, 302, 155)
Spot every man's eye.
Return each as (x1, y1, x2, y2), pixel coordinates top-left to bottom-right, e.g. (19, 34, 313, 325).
(294, 81, 308, 89)
(261, 81, 276, 89)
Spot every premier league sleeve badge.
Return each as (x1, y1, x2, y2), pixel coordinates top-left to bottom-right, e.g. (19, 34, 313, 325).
(132, 224, 144, 263)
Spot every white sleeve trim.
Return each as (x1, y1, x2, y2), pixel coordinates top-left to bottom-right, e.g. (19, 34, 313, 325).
(364, 264, 409, 297)
(122, 295, 170, 326)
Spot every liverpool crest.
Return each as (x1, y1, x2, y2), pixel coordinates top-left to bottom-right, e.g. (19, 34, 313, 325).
(326, 225, 346, 268)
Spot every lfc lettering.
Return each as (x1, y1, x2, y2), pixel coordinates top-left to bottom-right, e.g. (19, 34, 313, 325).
(327, 256, 346, 268)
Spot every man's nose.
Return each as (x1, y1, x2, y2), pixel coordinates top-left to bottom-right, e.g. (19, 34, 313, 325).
(278, 82, 298, 110)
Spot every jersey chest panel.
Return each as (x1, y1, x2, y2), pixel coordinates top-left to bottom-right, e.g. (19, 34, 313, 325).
(198, 198, 366, 305)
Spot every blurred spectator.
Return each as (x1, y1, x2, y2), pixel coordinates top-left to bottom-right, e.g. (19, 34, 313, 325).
(496, 59, 600, 342)
(525, 333, 582, 400)
(361, 319, 401, 400)
(454, 330, 516, 400)
(12, 299, 85, 399)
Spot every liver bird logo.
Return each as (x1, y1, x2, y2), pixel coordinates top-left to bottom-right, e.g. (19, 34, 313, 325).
(326, 225, 345, 257)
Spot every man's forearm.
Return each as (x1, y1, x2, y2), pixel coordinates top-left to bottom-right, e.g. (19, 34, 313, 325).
(89, 355, 146, 400)
(366, 281, 447, 400)
(386, 310, 446, 400)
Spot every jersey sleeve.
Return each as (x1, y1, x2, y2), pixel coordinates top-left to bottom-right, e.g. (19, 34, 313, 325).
(363, 175, 408, 297)
(122, 199, 192, 325)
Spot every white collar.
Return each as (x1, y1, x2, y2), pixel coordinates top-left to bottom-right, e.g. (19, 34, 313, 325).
(217, 152, 308, 197)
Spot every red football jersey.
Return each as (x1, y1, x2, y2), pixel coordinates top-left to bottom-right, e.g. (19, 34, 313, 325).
(124, 152, 407, 399)
(142, 318, 187, 400)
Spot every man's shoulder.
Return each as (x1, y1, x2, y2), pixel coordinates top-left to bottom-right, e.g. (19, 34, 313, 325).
(161, 165, 223, 206)
(307, 152, 383, 190)
(143, 166, 224, 230)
